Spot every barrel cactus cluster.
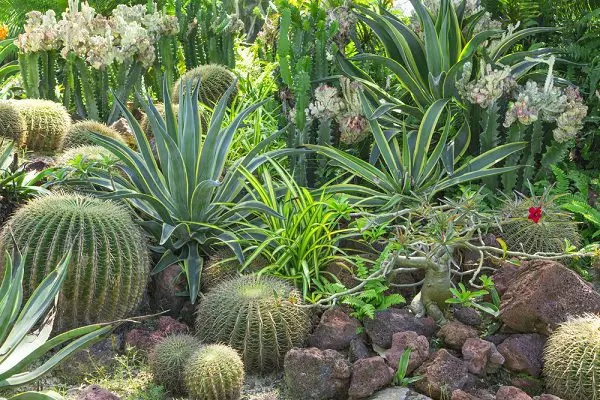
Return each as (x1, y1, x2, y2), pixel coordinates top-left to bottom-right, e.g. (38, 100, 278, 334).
(172, 64, 237, 106)
(149, 334, 202, 395)
(62, 120, 125, 150)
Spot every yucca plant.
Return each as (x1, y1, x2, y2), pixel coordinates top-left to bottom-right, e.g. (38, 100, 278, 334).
(308, 94, 526, 212)
(339, 0, 556, 122)
(0, 249, 113, 399)
(90, 77, 294, 303)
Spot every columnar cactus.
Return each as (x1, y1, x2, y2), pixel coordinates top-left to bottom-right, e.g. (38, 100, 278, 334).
(15, 99, 71, 153)
(0, 194, 150, 330)
(543, 314, 600, 400)
(195, 275, 310, 372)
(184, 344, 244, 400)
(172, 64, 237, 106)
(149, 334, 202, 395)
(62, 120, 125, 150)
(0, 101, 26, 145)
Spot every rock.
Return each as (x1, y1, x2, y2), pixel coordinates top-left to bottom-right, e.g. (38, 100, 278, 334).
(414, 349, 469, 400)
(284, 347, 352, 400)
(537, 395, 563, 400)
(453, 306, 482, 327)
(500, 260, 600, 335)
(309, 307, 363, 351)
(56, 335, 122, 383)
(483, 332, 510, 346)
(492, 262, 520, 296)
(461, 338, 504, 376)
(349, 337, 374, 362)
(24, 156, 53, 172)
(498, 334, 546, 377)
(496, 386, 533, 400)
(363, 308, 436, 348)
(456, 389, 496, 400)
(155, 316, 188, 334)
(436, 321, 479, 350)
(368, 387, 432, 400)
(348, 357, 393, 399)
(109, 118, 134, 143)
(124, 316, 188, 354)
(76, 385, 121, 400)
(510, 376, 544, 394)
(450, 390, 475, 400)
(384, 331, 429, 373)
(149, 264, 187, 317)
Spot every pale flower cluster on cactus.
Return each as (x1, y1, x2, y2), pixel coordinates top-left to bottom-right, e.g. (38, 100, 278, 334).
(15, 1, 179, 69)
(459, 61, 517, 108)
(306, 77, 370, 145)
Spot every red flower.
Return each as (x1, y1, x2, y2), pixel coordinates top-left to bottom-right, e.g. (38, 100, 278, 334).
(528, 207, 542, 224)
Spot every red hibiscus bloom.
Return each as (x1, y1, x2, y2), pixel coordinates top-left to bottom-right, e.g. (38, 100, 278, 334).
(528, 207, 542, 224)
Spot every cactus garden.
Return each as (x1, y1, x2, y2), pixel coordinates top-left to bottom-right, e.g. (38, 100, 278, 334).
(0, 1, 600, 400)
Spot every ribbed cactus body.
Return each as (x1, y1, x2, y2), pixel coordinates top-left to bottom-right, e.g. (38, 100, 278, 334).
(62, 121, 125, 150)
(149, 334, 202, 395)
(543, 315, 600, 400)
(15, 99, 71, 153)
(0, 101, 26, 145)
(0, 194, 149, 330)
(195, 275, 310, 372)
(140, 104, 179, 137)
(184, 344, 244, 400)
(56, 145, 118, 166)
(172, 64, 237, 106)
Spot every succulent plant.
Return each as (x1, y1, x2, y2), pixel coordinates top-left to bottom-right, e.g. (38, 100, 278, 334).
(195, 275, 310, 372)
(56, 145, 119, 166)
(184, 344, 244, 400)
(0, 101, 26, 145)
(201, 247, 268, 293)
(544, 314, 600, 400)
(140, 103, 179, 137)
(15, 99, 71, 153)
(172, 64, 237, 106)
(149, 334, 202, 395)
(0, 193, 150, 331)
(62, 120, 125, 150)
(499, 193, 581, 254)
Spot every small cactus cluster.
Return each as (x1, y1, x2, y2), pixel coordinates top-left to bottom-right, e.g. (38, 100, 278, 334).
(172, 64, 237, 106)
(0, 193, 149, 331)
(149, 334, 202, 395)
(61, 120, 125, 150)
(543, 314, 600, 400)
(184, 344, 245, 400)
(56, 145, 118, 167)
(14, 99, 71, 153)
(0, 101, 26, 145)
(499, 195, 580, 254)
(195, 275, 310, 372)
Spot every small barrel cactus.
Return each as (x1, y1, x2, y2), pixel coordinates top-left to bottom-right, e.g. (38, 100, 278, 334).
(172, 64, 237, 106)
(0, 101, 26, 145)
(15, 99, 71, 153)
(543, 314, 600, 400)
(149, 334, 202, 395)
(184, 344, 244, 400)
(56, 145, 119, 167)
(62, 120, 125, 150)
(0, 193, 150, 331)
(195, 275, 310, 372)
(140, 104, 179, 137)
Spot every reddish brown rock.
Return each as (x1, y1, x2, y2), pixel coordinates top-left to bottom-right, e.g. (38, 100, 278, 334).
(492, 261, 521, 296)
(149, 264, 187, 316)
(461, 338, 504, 376)
(414, 349, 469, 400)
(498, 334, 546, 377)
(450, 390, 475, 400)
(364, 309, 436, 348)
(124, 316, 187, 354)
(500, 260, 600, 335)
(76, 385, 121, 400)
(384, 331, 429, 373)
(437, 321, 479, 350)
(348, 357, 393, 399)
(309, 307, 363, 351)
(156, 316, 188, 335)
(284, 347, 352, 400)
(537, 395, 564, 400)
(496, 386, 532, 400)
(349, 337, 374, 362)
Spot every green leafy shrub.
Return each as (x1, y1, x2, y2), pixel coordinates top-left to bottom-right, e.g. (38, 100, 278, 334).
(0, 101, 25, 145)
(0, 193, 150, 330)
(15, 99, 71, 152)
(195, 275, 310, 372)
(544, 314, 600, 400)
(172, 64, 237, 105)
(149, 334, 202, 395)
(184, 344, 244, 400)
(62, 120, 125, 150)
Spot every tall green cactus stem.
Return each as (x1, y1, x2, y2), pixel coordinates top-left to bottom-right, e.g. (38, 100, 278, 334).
(149, 334, 202, 395)
(543, 314, 600, 400)
(0, 101, 26, 145)
(0, 194, 150, 331)
(172, 64, 237, 106)
(62, 121, 126, 150)
(184, 344, 244, 400)
(501, 124, 526, 192)
(19, 53, 41, 99)
(195, 275, 310, 372)
(480, 102, 501, 190)
(107, 61, 142, 125)
(16, 99, 71, 153)
(75, 58, 100, 121)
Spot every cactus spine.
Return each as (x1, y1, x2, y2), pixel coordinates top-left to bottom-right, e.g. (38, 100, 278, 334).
(0, 194, 150, 330)
(184, 344, 244, 400)
(195, 275, 310, 372)
(543, 314, 600, 400)
(62, 121, 125, 150)
(172, 64, 237, 106)
(149, 334, 202, 395)
(14, 99, 71, 153)
(0, 101, 26, 146)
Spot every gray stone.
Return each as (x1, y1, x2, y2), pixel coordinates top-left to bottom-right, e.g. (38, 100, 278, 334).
(368, 387, 433, 400)
(76, 385, 121, 400)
